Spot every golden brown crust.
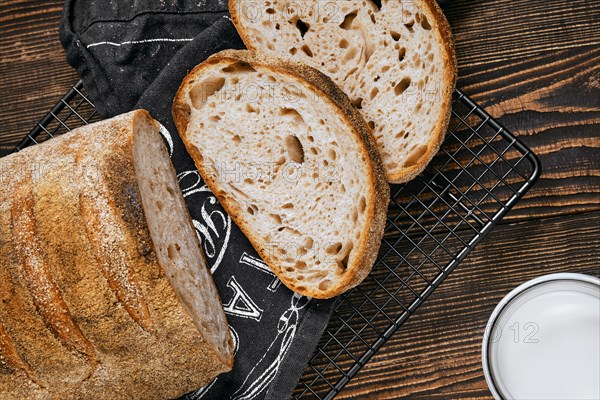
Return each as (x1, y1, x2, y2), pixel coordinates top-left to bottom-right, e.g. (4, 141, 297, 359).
(229, 0, 458, 184)
(77, 152, 155, 334)
(11, 177, 98, 374)
(173, 50, 389, 299)
(0, 110, 231, 399)
(0, 322, 40, 387)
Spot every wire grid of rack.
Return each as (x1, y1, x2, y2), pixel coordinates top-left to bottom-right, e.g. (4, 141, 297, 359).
(14, 80, 540, 399)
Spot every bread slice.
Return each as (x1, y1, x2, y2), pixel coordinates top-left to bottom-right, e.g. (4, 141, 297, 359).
(229, 0, 457, 183)
(173, 50, 389, 299)
(0, 110, 233, 399)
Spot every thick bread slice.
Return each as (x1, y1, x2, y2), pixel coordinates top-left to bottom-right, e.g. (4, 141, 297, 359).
(0, 110, 233, 399)
(173, 50, 389, 299)
(229, 0, 457, 183)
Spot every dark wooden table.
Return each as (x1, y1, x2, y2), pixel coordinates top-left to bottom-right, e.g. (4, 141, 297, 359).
(1, 1, 598, 398)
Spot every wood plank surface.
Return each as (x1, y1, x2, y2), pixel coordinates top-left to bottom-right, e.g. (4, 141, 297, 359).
(0, 0, 599, 399)
(0, 1, 79, 152)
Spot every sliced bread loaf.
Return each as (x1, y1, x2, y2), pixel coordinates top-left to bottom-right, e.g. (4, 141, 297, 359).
(173, 50, 389, 299)
(0, 110, 233, 399)
(229, 0, 457, 183)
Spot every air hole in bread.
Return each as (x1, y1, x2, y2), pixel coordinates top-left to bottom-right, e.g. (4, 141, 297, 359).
(338, 242, 353, 269)
(398, 47, 406, 61)
(339, 12, 358, 30)
(420, 14, 432, 30)
(326, 242, 343, 255)
(279, 107, 303, 122)
(339, 39, 349, 49)
(285, 135, 305, 164)
(369, 87, 379, 100)
(157, 200, 164, 211)
(270, 214, 282, 224)
(295, 19, 310, 38)
(189, 76, 225, 109)
(351, 97, 363, 109)
(246, 104, 259, 114)
(403, 144, 428, 168)
(304, 236, 314, 249)
(328, 149, 337, 161)
(405, 20, 414, 33)
(359, 196, 367, 213)
(209, 115, 221, 122)
(301, 45, 313, 57)
(368, 121, 376, 130)
(266, 7, 275, 14)
(394, 77, 411, 96)
(319, 280, 332, 291)
(167, 243, 181, 260)
(282, 203, 294, 209)
(352, 209, 358, 222)
(390, 30, 401, 41)
(232, 134, 241, 143)
(295, 261, 307, 270)
(166, 186, 176, 198)
(370, 13, 376, 24)
(221, 61, 256, 74)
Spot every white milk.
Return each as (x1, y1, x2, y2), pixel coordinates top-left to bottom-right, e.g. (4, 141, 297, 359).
(487, 279, 600, 400)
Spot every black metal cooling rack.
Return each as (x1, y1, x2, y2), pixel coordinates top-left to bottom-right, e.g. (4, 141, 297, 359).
(13, 80, 540, 399)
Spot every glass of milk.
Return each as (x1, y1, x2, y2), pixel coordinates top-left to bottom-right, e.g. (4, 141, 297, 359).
(482, 273, 600, 400)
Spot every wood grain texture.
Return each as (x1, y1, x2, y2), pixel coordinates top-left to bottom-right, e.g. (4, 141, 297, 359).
(0, 0, 79, 152)
(445, 0, 600, 221)
(0, 0, 598, 399)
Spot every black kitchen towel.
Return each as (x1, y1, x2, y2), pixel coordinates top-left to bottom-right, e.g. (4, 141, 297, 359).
(60, 1, 336, 399)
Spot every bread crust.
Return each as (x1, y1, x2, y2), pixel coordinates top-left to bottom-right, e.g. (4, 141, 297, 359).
(0, 110, 232, 399)
(229, 0, 458, 184)
(173, 50, 390, 299)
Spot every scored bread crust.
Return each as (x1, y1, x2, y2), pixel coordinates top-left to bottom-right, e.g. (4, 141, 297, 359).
(173, 50, 390, 299)
(229, 0, 458, 183)
(0, 110, 232, 399)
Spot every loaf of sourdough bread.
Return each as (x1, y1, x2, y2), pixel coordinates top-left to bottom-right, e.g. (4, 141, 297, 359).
(0, 110, 233, 399)
(173, 50, 389, 299)
(229, 0, 457, 183)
